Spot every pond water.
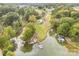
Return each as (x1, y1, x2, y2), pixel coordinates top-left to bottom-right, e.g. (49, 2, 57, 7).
(15, 33, 79, 56)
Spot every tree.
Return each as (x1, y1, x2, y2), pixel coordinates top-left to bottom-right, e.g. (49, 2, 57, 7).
(60, 17, 75, 25)
(21, 23, 35, 53)
(22, 23, 35, 42)
(53, 5, 75, 18)
(0, 35, 9, 49)
(12, 20, 22, 36)
(55, 9, 70, 18)
(0, 5, 16, 17)
(21, 43, 33, 53)
(28, 15, 37, 22)
(53, 5, 71, 18)
(57, 22, 70, 36)
(2, 40, 16, 56)
(0, 33, 15, 51)
(17, 8, 25, 16)
(50, 16, 60, 32)
(68, 22, 79, 42)
(26, 8, 38, 16)
(3, 12, 19, 26)
(71, 11, 79, 19)
(0, 26, 16, 55)
(3, 26, 16, 38)
(5, 51, 15, 56)
(24, 8, 38, 21)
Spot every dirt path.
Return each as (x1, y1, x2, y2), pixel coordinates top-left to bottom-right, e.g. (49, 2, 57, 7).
(0, 49, 3, 56)
(65, 38, 79, 53)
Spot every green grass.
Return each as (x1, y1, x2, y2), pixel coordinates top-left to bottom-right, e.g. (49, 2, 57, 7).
(75, 42, 79, 47)
(35, 23, 48, 42)
(34, 14, 51, 42)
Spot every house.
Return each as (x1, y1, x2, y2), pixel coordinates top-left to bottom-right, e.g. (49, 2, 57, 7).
(37, 19, 43, 24)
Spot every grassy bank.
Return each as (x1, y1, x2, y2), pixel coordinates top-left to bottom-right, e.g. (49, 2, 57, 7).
(35, 14, 51, 42)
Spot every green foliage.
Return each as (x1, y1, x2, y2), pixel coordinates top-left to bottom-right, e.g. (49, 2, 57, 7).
(71, 11, 79, 19)
(0, 35, 9, 49)
(0, 26, 16, 51)
(24, 8, 38, 21)
(55, 9, 70, 18)
(21, 43, 33, 53)
(53, 5, 71, 18)
(57, 22, 70, 36)
(21, 23, 35, 53)
(38, 6, 44, 9)
(53, 5, 76, 19)
(3, 12, 19, 26)
(22, 23, 35, 42)
(12, 20, 22, 36)
(0, 5, 16, 17)
(28, 15, 37, 22)
(5, 42, 15, 51)
(5, 51, 15, 56)
(69, 23, 79, 41)
(17, 8, 25, 16)
(60, 17, 75, 25)
(50, 16, 60, 32)
(3, 26, 16, 38)
(3, 41, 15, 56)
(1, 3, 79, 55)
(35, 23, 48, 42)
(26, 8, 38, 16)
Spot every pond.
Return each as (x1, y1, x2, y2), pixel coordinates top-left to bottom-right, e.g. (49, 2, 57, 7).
(15, 33, 79, 56)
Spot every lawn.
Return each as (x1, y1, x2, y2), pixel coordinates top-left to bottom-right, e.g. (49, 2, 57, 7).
(34, 14, 51, 42)
(34, 23, 48, 42)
